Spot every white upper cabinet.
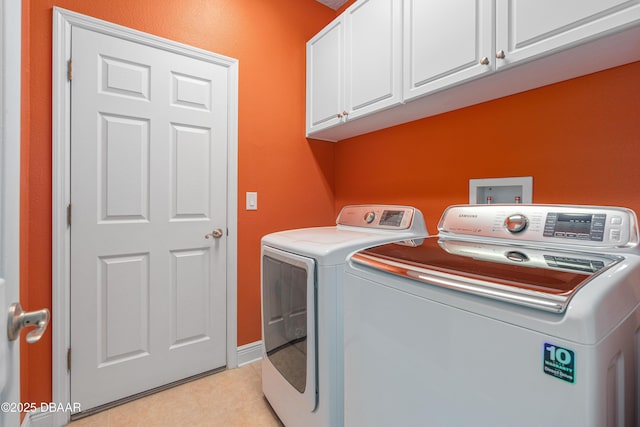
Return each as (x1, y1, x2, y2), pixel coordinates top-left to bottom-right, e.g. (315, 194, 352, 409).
(496, 0, 640, 69)
(307, 18, 344, 134)
(306, 0, 640, 141)
(344, 0, 402, 119)
(306, 0, 402, 136)
(404, 0, 494, 101)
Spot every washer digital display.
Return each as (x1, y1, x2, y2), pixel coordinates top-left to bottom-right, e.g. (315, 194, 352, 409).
(556, 214, 593, 234)
(543, 212, 606, 241)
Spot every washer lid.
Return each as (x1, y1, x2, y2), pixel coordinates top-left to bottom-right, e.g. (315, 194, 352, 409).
(351, 237, 622, 313)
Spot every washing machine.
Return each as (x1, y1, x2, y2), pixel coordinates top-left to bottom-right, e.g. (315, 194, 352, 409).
(344, 204, 640, 427)
(261, 205, 428, 427)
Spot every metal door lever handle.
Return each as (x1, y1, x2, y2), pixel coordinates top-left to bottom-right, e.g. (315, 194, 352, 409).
(205, 228, 224, 239)
(7, 302, 50, 343)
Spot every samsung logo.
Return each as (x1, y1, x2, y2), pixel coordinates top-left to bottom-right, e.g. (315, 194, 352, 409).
(458, 214, 478, 218)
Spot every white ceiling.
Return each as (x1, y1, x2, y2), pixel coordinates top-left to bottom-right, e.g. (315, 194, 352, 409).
(316, 0, 349, 10)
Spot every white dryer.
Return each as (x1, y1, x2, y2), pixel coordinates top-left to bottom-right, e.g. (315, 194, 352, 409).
(344, 204, 640, 427)
(261, 205, 428, 427)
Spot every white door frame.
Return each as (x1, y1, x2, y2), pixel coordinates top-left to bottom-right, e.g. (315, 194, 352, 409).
(1, 0, 22, 425)
(52, 8, 238, 426)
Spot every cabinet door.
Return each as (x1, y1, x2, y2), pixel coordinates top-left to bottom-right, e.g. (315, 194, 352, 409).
(344, 0, 402, 119)
(403, 0, 494, 101)
(306, 18, 344, 135)
(496, 0, 640, 69)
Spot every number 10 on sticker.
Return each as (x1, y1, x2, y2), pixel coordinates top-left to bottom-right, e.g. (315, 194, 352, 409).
(545, 344, 572, 365)
(543, 342, 576, 383)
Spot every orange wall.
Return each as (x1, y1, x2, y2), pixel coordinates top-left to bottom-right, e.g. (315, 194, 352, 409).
(335, 61, 640, 233)
(21, 0, 337, 407)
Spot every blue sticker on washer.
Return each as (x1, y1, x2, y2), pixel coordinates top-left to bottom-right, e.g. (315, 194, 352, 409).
(543, 342, 575, 383)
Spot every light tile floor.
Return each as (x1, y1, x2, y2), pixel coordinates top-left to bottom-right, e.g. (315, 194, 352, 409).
(68, 360, 283, 427)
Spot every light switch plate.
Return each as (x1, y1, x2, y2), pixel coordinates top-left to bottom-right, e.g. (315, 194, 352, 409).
(246, 192, 258, 210)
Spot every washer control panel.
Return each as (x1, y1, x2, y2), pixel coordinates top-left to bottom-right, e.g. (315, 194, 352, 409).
(439, 204, 639, 248)
(337, 205, 417, 230)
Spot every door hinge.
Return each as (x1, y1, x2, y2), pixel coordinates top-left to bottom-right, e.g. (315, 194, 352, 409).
(67, 203, 72, 227)
(67, 58, 73, 81)
(67, 348, 71, 371)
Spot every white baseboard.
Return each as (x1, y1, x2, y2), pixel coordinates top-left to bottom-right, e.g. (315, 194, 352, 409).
(20, 409, 56, 427)
(22, 342, 265, 427)
(237, 340, 263, 367)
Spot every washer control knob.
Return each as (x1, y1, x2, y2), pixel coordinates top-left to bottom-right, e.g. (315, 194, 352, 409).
(504, 214, 528, 233)
(364, 211, 376, 224)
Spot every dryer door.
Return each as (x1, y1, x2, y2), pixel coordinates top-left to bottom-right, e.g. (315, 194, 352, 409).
(261, 246, 317, 411)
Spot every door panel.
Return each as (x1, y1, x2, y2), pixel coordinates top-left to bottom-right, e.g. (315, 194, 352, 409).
(171, 72, 212, 110)
(510, 0, 633, 47)
(100, 55, 150, 99)
(496, 0, 640, 68)
(345, 0, 402, 117)
(403, 0, 493, 100)
(172, 124, 212, 219)
(98, 254, 150, 366)
(100, 114, 150, 221)
(70, 26, 228, 412)
(306, 18, 344, 133)
(170, 248, 211, 347)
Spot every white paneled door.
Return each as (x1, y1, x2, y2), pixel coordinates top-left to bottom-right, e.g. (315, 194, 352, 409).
(70, 26, 228, 412)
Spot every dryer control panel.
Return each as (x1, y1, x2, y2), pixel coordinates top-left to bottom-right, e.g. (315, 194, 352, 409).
(337, 205, 419, 230)
(439, 204, 639, 248)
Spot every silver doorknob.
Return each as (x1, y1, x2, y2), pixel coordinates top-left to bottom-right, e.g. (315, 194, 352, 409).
(480, 56, 490, 65)
(496, 50, 506, 59)
(7, 302, 50, 343)
(205, 228, 224, 239)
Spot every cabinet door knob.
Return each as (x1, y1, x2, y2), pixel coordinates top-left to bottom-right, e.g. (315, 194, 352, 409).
(479, 56, 490, 65)
(342, 111, 348, 116)
(337, 113, 343, 119)
(496, 50, 506, 59)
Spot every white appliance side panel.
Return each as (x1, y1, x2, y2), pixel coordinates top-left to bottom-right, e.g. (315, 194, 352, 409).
(316, 266, 343, 427)
(343, 272, 629, 427)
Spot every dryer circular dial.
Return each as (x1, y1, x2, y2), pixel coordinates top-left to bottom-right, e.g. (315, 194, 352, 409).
(364, 211, 376, 224)
(504, 214, 529, 233)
